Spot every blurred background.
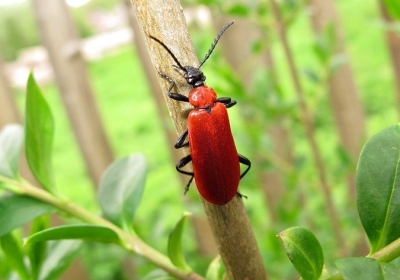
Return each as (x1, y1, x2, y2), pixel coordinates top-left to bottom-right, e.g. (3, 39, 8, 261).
(0, 0, 399, 279)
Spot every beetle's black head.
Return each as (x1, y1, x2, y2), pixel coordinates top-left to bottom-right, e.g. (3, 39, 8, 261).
(180, 66, 206, 87)
(149, 21, 234, 88)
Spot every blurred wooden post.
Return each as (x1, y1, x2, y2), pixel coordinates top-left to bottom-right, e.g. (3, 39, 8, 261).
(379, 1, 400, 116)
(122, 0, 217, 257)
(31, 0, 114, 187)
(0, 55, 21, 128)
(309, 0, 366, 198)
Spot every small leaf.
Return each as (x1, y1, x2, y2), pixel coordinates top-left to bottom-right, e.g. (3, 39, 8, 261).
(206, 255, 222, 280)
(168, 212, 192, 272)
(278, 227, 324, 280)
(98, 153, 147, 230)
(303, 68, 320, 84)
(25, 72, 55, 192)
(0, 195, 54, 237)
(142, 269, 173, 280)
(25, 225, 122, 245)
(227, 4, 249, 16)
(335, 257, 400, 280)
(383, 0, 400, 20)
(38, 240, 82, 280)
(356, 124, 400, 254)
(0, 232, 30, 280)
(27, 216, 50, 279)
(0, 124, 24, 179)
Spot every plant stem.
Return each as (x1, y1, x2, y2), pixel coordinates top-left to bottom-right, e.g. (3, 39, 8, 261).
(130, 0, 268, 278)
(268, 0, 346, 255)
(370, 237, 400, 262)
(0, 175, 204, 280)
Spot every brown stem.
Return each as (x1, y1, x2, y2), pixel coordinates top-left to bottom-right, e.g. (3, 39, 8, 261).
(130, 0, 268, 279)
(268, 0, 346, 255)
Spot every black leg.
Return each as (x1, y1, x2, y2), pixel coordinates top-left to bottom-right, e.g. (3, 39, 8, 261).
(176, 154, 195, 194)
(236, 192, 248, 200)
(239, 154, 251, 179)
(174, 129, 189, 149)
(158, 72, 189, 102)
(216, 97, 237, 108)
(236, 154, 251, 201)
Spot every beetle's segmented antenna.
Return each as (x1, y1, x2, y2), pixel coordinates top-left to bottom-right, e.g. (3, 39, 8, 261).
(197, 21, 235, 69)
(149, 35, 186, 72)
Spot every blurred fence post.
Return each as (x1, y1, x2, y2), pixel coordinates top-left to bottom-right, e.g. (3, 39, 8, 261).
(0, 55, 20, 128)
(379, 1, 400, 117)
(31, 0, 114, 187)
(309, 0, 366, 198)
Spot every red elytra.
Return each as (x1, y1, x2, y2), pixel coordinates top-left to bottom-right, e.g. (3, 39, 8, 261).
(149, 21, 251, 205)
(188, 87, 240, 205)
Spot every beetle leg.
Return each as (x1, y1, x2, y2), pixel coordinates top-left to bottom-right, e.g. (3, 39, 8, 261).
(236, 192, 248, 200)
(174, 129, 189, 149)
(238, 154, 251, 179)
(176, 154, 195, 194)
(236, 154, 251, 200)
(216, 97, 237, 108)
(158, 72, 189, 102)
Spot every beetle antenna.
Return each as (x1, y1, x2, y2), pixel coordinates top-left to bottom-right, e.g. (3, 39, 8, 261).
(149, 35, 186, 72)
(197, 21, 234, 69)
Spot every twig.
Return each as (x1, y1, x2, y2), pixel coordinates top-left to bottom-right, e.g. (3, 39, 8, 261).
(130, 0, 268, 278)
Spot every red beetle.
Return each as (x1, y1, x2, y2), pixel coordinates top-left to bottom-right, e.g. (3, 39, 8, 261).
(150, 21, 251, 205)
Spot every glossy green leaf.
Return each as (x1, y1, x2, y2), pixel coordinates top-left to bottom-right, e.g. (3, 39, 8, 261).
(356, 124, 400, 253)
(25, 225, 122, 245)
(38, 240, 82, 280)
(25, 72, 55, 192)
(0, 195, 54, 237)
(278, 227, 324, 280)
(0, 124, 24, 179)
(98, 153, 147, 230)
(0, 232, 30, 280)
(206, 255, 222, 280)
(168, 212, 192, 272)
(27, 216, 50, 279)
(336, 257, 400, 280)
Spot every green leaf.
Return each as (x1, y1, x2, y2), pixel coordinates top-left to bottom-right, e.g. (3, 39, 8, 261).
(27, 216, 50, 280)
(335, 257, 400, 280)
(0, 124, 24, 179)
(168, 212, 192, 273)
(278, 227, 324, 280)
(98, 153, 147, 230)
(0, 195, 54, 237)
(38, 240, 82, 280)
(356, 124, 400, 254)
(206, 255, 222, 280)
(25, 225, 122, 245)
(383, 0, 400, 20)
(0, 232, 30, 280)
(25, 72, 55, 192)
(227, 4, 249, 16)
(142, 270, 173, 280)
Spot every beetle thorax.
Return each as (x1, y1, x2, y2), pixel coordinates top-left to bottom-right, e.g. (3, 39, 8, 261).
(188, 86, 217, 109)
